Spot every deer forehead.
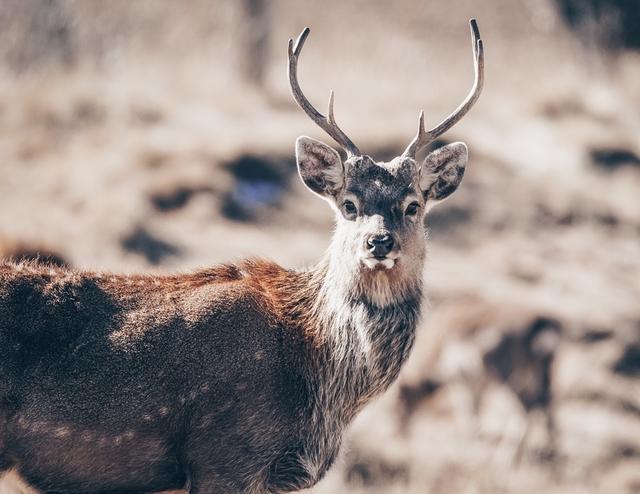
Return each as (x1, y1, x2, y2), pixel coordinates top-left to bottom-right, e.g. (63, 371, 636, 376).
(343, 156, 418, 204)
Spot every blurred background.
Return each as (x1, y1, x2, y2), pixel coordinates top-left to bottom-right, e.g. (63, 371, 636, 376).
(0, 0, 639, 492)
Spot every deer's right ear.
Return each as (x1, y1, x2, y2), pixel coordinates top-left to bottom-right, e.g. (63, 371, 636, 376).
(295, 136, 344, 198)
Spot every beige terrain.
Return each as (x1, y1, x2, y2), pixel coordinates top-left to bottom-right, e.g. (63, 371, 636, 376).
(0, 0, 639, 492)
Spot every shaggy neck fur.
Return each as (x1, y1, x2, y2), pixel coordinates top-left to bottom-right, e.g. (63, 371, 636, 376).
(309, 233, 423, 406)
(293, 233, 424, 480)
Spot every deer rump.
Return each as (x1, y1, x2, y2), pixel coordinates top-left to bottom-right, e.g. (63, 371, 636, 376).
(0, 261, 312, 493)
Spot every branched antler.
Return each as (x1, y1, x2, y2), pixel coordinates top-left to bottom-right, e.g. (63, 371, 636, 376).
(288, 27, 361, 157)
(403, 19, 484, 159)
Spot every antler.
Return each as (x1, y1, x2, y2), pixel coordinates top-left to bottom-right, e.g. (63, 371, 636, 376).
(288, 27, 361, 157)
(403, 18, 484, 159)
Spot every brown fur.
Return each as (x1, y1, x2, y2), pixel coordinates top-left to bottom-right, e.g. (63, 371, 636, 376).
(0, 259, 311, 492)
(0, 254, 421, 493)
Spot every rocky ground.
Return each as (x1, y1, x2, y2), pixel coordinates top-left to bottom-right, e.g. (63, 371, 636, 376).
(0, 1, 638, 492)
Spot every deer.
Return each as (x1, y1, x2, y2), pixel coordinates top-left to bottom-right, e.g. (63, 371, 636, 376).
(398, 296, 562, 464)
(0, 19, 483, 494)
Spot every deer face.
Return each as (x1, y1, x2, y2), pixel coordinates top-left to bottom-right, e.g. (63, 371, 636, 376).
(296, 137, 468, 271)
(288, 19, 482, 276)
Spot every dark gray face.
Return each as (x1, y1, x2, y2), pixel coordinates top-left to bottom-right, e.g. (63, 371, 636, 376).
(295, 137, 468, 271)
(342, 156, 416, 217)
(337, 155, 422, 268)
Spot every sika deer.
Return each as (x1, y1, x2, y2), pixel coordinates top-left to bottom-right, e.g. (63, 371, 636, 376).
(399, 297, 562, 463)
(0, 20, 483, 493)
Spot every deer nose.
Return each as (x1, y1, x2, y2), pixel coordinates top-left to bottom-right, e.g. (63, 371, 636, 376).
(366, 234, 394, 258)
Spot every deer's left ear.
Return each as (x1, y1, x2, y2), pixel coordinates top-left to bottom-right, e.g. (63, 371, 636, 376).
(419, 142, 468, 208)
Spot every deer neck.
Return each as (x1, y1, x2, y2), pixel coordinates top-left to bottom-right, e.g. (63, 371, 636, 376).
(307, 238, 423, 414)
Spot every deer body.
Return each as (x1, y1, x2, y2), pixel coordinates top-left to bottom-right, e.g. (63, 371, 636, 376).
(0, 19, 483, 493)
(0, 255, 419, 493)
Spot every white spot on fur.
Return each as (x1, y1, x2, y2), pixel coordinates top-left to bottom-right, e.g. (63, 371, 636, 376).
(254, 350, 266, 360)
(52, 426, 70, 438)
(158, 406, 169, 416)
(199, 413, 215, 428)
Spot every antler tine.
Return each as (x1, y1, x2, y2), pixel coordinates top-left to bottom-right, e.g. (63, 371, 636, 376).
(403, 111, 427, 161)
(327, 90, 336, 125)
(288, 28, 361, 157)
(403, 18, 484, 159)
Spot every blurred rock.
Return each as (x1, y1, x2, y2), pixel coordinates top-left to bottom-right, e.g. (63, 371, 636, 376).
(120, 226, 182, 265)
(613, 343, 640, 378)
(555, 0, 640, 50)
(221, 154, 295, 222)
(590, 147, 640, 171)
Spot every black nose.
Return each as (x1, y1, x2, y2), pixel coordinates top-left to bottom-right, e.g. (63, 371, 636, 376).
(367, 234, 394, 258)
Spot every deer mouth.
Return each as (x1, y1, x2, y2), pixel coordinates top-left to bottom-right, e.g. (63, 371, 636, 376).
(361, 253, 399, 270)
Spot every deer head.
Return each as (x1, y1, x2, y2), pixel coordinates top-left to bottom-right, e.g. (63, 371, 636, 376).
(288, 20, 483, 300)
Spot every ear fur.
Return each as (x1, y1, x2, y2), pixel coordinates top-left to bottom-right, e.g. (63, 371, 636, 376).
(295, 136, 344, 199)
(419, 142, 468, 207)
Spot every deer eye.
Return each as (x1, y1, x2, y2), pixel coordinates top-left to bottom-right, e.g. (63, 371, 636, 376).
(342, 200, 357, 217)
(404, 202, 420, 217)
